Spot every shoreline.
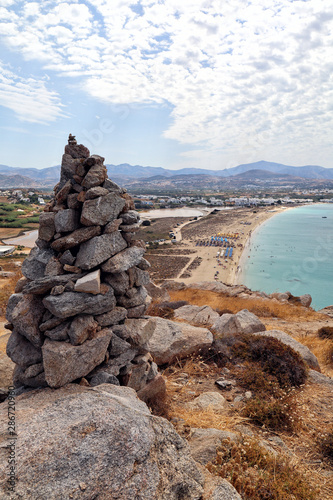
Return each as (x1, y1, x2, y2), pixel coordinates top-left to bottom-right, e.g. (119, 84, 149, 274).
(173, 205, 295, 286)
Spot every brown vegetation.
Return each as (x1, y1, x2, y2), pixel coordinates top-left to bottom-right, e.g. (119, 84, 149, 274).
(169, 287, 323, 321)
(208, 437, 318, 500)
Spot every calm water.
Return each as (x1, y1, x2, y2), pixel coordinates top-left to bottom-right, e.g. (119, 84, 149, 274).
(240, 204, 333, 310)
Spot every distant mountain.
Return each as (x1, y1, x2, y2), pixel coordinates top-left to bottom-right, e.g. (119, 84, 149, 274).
(0, 165, 60, 181)
(232, 169, 302, 180)
(0, 160, 333, 189)
(0, 173, 44, 188)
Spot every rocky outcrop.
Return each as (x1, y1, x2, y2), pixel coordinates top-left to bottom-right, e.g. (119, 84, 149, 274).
(146, 316, 213, 365)
(174, 304, 220, 326)
(0, 384, 205, 499)
(5, 136, 159, 395)
(213, 309, 266, 336)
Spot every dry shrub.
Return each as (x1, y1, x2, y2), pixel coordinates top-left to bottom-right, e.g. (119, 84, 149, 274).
(227, 334, 307, 389)
(207, 437, 318, 500)
(294, 334, 333, 376)
(168, 288, 322, 322)
(317, 426, 333, 463)
(242, 396, 297, 433)
(317, 326, 333, 339)
(247, 336, 307, 388)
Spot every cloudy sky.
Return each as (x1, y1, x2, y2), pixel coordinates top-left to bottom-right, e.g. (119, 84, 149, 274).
(0, 0, 333, 171)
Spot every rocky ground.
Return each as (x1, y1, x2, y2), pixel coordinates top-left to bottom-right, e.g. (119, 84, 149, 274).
(0, 262, 332, 498)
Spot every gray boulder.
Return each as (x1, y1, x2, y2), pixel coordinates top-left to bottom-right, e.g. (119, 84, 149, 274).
(75, 232, 127, 270)
(0, 384, 204, 499)
(146, 317, 213, 365)
(43, 287, 116, 318)
(21, 247, 55, 280)
(188, 428, 238, 465)
(104, 271, 130, 295)
(13, 363, 46, 388)
(145, 281, 170, 302)
(235, 309, 266, 333)
(6, 294, 44, 347)
(299, 294, 312, 307)
(253, 330, 320, 370)
(68, 315, 98, 345)
(38, 212, 55, 242)
(81, 161, 107, 189)
(54, 209, 80, 233)
(187, 392, 227, 411)
(174, 305, 220, 327)
(22, 273, 81, 295)
(81, 193, 126, 226)
(6, 330, 42, 368)
(42, 330, 112, 387)
(102, 246, 145, 273)
(95, 307, 128, 327)
(213, 314, 241, 336)
(208, 478, 242, 500)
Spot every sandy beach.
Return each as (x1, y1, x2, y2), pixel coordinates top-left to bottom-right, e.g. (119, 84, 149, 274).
(166, 205, 290, 286)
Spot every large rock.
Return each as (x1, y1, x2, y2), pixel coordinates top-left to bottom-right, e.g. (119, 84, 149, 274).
(42, 330, 112, 387)
(22, 273, 82, 295)
(188, 428, 238, 465)
(235, 309, 266, 333)
(104, 272, 130, 295)
(298, 294, 312, 307)
(174, 305, 220, 327)
(75, 232, 127, 270)
(208, 478, 242, 500)
(6, 330, 42, 368)
(38, 212, 56, 242)
(102, 246, 145, 273)
(187, 392, 227, 411)
(43, 287, 116, 318)
(68, 315, 98, 345)
(21, 247, 55, 280)
(0, 384, 205, 499)
(54, 209, 80, 233)
(253, 330, 320, 370)
(6, 294, 44, 347)
(81, 193, 126, 226)
(95, 307, 127, 327)
(146, 317, 213, 365)
(51, 225, 101, 252)
(212, 314, 241, 336)
(81, 159, 107, 189)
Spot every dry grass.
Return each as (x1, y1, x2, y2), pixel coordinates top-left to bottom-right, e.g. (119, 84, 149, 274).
(207, 437, 319, 500)
(169, 288, 324, 322)
(294, 334, 333, 377)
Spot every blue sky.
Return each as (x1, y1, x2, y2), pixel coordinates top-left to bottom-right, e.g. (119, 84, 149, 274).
(0, 0, 333, 170)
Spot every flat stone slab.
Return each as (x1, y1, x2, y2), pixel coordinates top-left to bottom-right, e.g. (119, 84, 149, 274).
(102, 246, 145, 273)
(51, 225, 101, 252)
(22, 274, 83, 295)
(43, 287, 116, 318)
(187, 392, 227, 411)
(75, 233, 127, 270)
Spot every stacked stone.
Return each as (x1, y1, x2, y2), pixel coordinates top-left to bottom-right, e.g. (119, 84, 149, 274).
(5, 135, 158, 392)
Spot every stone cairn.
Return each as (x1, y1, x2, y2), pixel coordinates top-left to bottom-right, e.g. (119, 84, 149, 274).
(5, 135, 160, 395)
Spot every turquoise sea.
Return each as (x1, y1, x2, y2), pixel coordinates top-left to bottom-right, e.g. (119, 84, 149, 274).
(240, 204, 333, 310)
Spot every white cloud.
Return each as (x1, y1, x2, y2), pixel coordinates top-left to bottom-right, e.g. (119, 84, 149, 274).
(0, 63, 64, 123)
(1, 0, 333, 167)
